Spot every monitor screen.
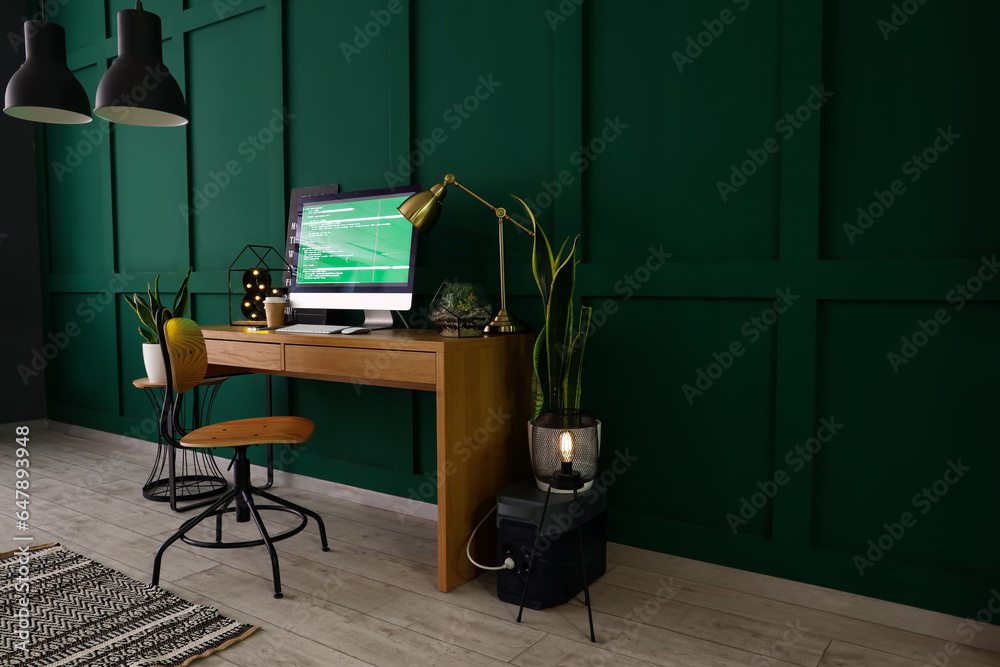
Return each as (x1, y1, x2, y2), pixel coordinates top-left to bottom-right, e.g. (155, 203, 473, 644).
(285, 184, 420, 317)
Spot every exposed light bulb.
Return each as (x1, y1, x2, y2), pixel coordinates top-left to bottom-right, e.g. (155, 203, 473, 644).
(558, 430, 575, 464)
(252, 269, 259, 275)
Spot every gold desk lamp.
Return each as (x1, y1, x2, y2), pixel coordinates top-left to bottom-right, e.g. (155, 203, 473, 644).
(398, 174, 535, 335)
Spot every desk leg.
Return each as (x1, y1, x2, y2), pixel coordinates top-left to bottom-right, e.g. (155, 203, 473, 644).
(263, 376, 274, 489)
(436, 336, 532, 592)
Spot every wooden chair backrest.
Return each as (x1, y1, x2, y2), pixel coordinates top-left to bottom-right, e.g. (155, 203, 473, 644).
(164, 317, 207, 393)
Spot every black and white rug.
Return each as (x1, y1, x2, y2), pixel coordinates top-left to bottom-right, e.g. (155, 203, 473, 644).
(1, 544, 258, 667)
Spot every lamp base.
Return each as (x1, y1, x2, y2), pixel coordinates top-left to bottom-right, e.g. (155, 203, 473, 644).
(550, 469, 584, 491)
(484, 307, 528, 335)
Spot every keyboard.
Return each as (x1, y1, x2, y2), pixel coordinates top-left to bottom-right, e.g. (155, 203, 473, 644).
(275, 324, 349, 334)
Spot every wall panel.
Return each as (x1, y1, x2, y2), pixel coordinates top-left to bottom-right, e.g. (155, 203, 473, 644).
(34, 0, 1000, 621)
(584, 0, 784, 263)
(188, 8, 278, 270)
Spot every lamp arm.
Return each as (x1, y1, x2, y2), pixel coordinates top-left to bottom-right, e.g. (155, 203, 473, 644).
(451, 180, 535, 237)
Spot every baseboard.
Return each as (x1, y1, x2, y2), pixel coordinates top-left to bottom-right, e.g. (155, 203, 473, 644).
(46, 421, 438, 522)
(0, 418, 50, 433)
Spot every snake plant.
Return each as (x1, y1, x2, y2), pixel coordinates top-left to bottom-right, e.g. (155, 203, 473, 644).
(122, 267, 193, 344)
(512, 196, 593, 419)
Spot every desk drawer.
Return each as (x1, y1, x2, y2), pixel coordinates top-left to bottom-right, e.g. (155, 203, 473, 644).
(205, 340, 282, 371)
(284, 345, 436, 388)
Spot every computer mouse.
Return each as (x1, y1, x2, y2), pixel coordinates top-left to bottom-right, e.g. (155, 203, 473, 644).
(341, 327, 371, 335)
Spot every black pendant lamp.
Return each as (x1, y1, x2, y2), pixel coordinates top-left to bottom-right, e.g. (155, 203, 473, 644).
(3, 20, 92, 124)
(94, 1, 188, 127)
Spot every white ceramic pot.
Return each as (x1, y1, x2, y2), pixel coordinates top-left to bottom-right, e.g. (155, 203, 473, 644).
(528, 419, 601, 494)
(143, 343, 166, 384)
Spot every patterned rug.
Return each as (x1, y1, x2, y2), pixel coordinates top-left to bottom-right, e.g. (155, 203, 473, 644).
(0, 544, 258, 667)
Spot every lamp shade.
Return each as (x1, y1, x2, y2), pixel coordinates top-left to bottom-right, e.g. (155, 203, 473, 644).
(94, 4, 187, 127)
(3, 21, 92, 124)
(397, 182, 447, 233)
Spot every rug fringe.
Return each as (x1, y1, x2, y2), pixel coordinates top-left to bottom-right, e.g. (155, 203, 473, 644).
(0, 542, 59, 559)
(166, 625, 261, 667)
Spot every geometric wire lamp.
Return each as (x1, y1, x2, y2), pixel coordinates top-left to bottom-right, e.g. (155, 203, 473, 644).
(3, 17, 92, 124)
(398, 173, 535, 335)
(94, 1, 188, 127)
(228, 245, 291, 327)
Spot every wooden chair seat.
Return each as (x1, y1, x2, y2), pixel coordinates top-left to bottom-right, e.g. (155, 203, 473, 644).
(132, 376, 228, 389)
(180, 416, 314, 448)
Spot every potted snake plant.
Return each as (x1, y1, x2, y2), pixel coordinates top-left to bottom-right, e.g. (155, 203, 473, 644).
(512, 196, 598, 493)
(122, 267, 192, 383)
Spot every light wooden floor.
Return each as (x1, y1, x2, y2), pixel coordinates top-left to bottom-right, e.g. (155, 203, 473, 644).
(3, 427, 1000, 667)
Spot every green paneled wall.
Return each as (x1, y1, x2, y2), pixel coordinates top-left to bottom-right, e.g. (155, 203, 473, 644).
(35, 0, 999, 621)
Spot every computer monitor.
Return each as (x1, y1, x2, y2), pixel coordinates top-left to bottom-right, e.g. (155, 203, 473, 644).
(284, 184, 420, 329)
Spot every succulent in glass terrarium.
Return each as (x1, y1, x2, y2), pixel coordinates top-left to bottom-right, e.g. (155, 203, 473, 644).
(429, 281, 493, 337)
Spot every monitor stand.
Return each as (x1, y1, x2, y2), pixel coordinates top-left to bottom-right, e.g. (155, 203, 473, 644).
(362, 310, 393, 330)
(293, 308, 394, 330)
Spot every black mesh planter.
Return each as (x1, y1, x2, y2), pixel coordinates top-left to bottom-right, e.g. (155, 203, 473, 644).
(529, 409, 600, 494)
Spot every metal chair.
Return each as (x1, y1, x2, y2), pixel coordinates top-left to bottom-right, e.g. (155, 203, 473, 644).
(134, 375, 228, 511)
(150, 308, 329, 598)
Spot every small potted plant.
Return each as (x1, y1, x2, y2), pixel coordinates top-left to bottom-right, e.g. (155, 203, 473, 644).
(429, 281, 493, 337)
(123, 267, 193, 383)
(511, 196, 599, 493)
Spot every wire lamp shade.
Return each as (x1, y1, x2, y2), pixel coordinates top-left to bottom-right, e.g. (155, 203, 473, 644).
(530, 410, 599, 492)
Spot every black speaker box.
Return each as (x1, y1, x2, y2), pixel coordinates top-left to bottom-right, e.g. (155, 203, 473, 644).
(496, 511, 606, 610)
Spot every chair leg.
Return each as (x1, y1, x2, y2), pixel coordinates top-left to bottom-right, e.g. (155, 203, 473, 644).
(241, 489, 283, 598)
(215, 493, 236, 543)
(256, 489, 331, 551)
(153, 487, 238, 587)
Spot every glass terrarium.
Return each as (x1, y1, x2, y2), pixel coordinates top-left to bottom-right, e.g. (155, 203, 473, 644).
(429, 281, 493, 337)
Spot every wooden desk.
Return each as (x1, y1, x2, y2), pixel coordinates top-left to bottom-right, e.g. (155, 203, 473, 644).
(201, 326, 533, 592)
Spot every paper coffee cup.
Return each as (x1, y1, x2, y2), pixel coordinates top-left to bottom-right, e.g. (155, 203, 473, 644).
(264, 297, 285, 328)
